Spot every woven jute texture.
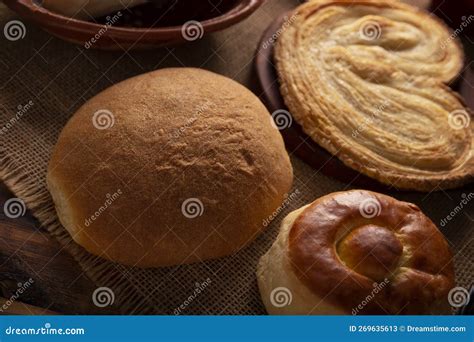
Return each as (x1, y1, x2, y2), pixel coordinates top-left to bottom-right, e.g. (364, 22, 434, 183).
(0, 0, 472, 314)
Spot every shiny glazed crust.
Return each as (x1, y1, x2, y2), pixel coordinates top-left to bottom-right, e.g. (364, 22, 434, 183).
(276, 0, 473, 191)
(47, 68, 293, 268)
(258, 190, 455, 315)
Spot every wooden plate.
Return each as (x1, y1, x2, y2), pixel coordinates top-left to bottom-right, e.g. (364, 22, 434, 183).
(255, 11, 474, 190)
(3, 0, 264, 50)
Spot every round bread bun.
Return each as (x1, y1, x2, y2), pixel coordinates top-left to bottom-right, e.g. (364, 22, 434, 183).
(257, 190, 455, 315)
(47, 68, 293, 268)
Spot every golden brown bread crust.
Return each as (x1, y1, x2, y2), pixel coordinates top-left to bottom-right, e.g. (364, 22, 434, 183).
(289, 190, 455, 314)
(47, 68, 293, 268)
(276, 0, 473, 191)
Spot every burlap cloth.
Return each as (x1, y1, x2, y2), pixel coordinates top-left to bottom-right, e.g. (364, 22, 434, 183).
(0, 1, 472, 315)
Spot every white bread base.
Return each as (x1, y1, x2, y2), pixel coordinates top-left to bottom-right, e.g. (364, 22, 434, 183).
(256, 205, 346, 315)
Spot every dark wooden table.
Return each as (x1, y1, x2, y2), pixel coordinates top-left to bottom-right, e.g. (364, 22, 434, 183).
(0, 183, 119, 314)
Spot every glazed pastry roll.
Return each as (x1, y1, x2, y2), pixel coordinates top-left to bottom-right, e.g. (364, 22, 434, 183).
(257, 190, 455, 315)
(276, 0, 473, 191)
(43, 0, 146, 19)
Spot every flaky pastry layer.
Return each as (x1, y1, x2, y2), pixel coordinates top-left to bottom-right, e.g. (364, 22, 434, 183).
(276, 0, 473, 190)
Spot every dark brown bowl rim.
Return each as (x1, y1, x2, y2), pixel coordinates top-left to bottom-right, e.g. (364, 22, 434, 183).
(5, 0, 265, 38)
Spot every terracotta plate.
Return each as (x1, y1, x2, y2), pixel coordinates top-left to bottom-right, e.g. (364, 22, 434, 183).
(3, 0, 264, 50)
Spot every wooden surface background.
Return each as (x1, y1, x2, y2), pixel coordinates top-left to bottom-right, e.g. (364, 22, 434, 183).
(0, 184, 119, 314)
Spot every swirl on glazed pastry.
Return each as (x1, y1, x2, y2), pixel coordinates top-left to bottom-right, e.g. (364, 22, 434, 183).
(276, 0, 473, 190)
(288, 190, 454, 314)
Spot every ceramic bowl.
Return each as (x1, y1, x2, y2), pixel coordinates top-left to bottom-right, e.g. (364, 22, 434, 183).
(3, 0, 264, 49)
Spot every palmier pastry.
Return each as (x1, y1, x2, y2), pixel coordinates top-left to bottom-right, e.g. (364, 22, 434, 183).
(276, 0, 473, 191)
(257, 190, 455, 315)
